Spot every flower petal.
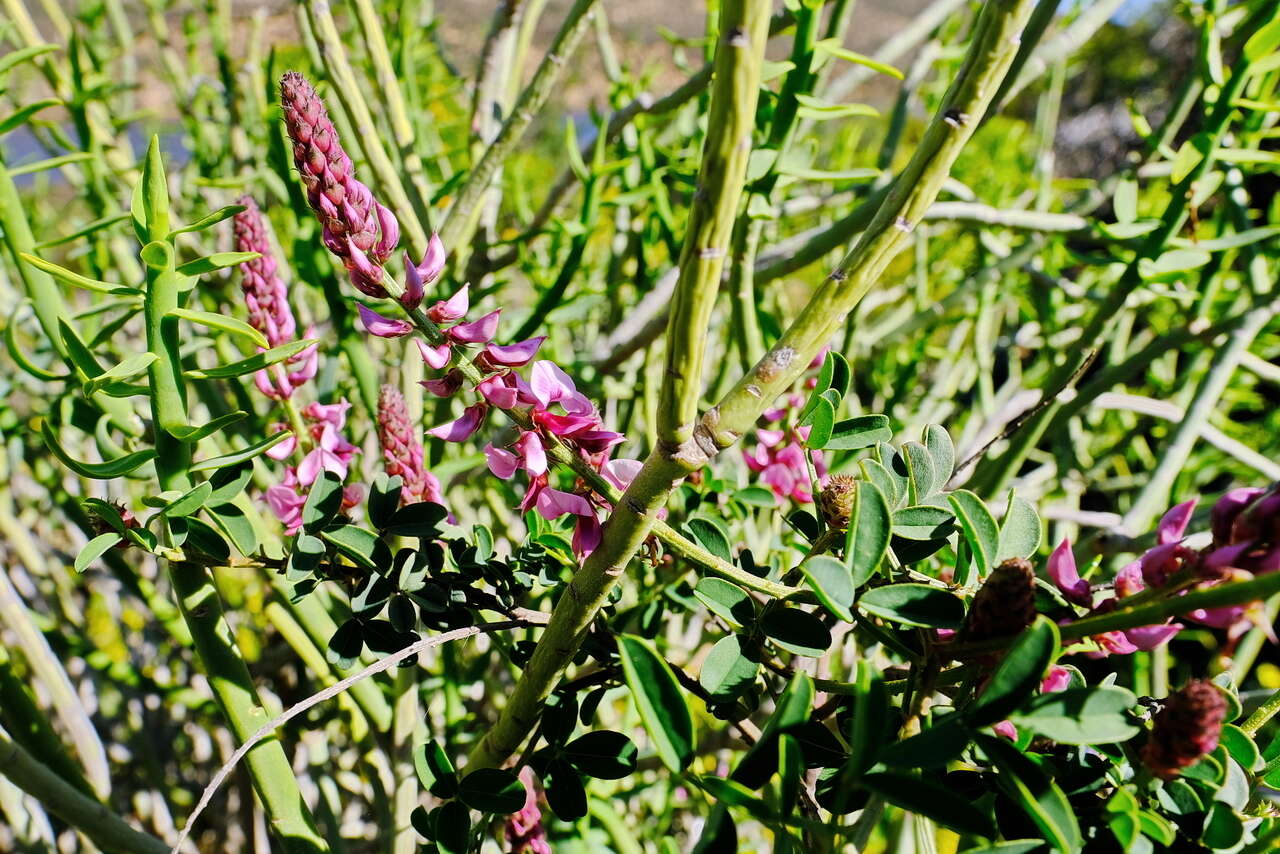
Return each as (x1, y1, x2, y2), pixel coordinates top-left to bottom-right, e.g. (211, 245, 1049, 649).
(515, 431, 547, 476)
(602, 458, 643, 492)
(427, 284, 469, 323)
(482, 336, 546, 368)
(426, 402, 487, 442)
(1157, 498, 1197, 545)
(529, 360, 577, 408)
(1047, 539, 1092, 606)
(535, 487, 594, 520)
(416, 339, 452, 370)
(447, 309, 501, 344)
(484, 444, 520, 479)
(358, 303, 413, 338)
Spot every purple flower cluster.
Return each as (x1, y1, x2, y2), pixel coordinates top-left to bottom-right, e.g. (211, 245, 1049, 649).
(505, 768, 551, 854)
(232, 196, 318, 399)
(280, 72, 399, 298)
(376, 384, 444, 507)
(744, 393, 827, 504)
(264, 401, 364, 534)
(1049, 489, 1280, 656)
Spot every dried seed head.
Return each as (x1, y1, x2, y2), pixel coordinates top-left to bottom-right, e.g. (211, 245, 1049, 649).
(963, 557, 1037, 643)
(819, 475, 858, 529)
(280, 72, 398, 298)
(1141, 679, 1227, 780)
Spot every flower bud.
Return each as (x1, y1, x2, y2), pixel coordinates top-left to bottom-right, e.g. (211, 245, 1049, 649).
(1141, 680, 1227, 780)
(818, 475, 857, 529)
(963, 558, 1037, 643)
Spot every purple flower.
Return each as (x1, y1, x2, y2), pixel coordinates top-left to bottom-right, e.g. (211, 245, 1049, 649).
(358, 304, 413, 338)
(447, 309, 501, 345)
(1047, 539, 1092, 606)
(426, 284, 469, 324)
(426, 402, 488, 442)
(402, 233, 445, 310)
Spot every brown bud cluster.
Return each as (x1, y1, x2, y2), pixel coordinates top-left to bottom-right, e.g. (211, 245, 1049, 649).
(819, 475, 858, 529)
(962, 558, 1037, 643)
(1141, 679, 1227, 780)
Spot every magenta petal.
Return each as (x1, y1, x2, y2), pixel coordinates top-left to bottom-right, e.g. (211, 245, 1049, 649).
(1047, 539, 1092, 606)
(515, 431, 547, 476)
(573, 429, 626, 455)
(428, 284, 469, 323)
(536, 488, 594, 520)
(530, 360, 577, 407)
(484, 444, 520, 479)
(1157, 499, 1197, 545)
(992, 721, 1018, 740)
(426, 403, 487, 442)
(478, 374, 519, 409)
(417, 233, 446, 283)
(401, 251, 425, 310)
(1114, 561, 1145, 598)
(483, 336, 546, 367)
(416, 339, 452, 370)
(602, 458, 643, 492)
(374, 203, 400, 259)
(1040, 666, 1071, 693)
(447, 309, 501, 344)
(266, 432, 297, 460)
(358, 303, 413, 338)
(572, 513, 603, 559)
(757, 428, 786, 448)
(1124, 623, 1182, 651)
(421, 370, 463, 398)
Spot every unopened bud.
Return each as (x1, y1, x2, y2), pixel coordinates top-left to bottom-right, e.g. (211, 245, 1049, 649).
(1141, 680, 1227, 780)
(963, 558, 1036, 643)
(819, 475, 858, 529)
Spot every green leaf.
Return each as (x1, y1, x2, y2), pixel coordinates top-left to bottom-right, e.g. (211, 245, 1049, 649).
(176, 251, 261, 277)
(83, 352, 157, 394)
(303, 472, 345, 534)
(368, 474, 403, 529)
(733, 486, 777, 507)
(878, 714, 971, 768)
(858, 583, 964, 629)
(686, 516, 733, 563)
(40, 420, 156, 479)
(812, 39, 903, 79)
(616, 634, 694, 773)
(167, 411, 248, 443)
(75, 533, 121, 572)
(383, 502, 448, 537)
(924, 424, 955, 485)
(800, 393, 835, 448)
(206, 503, 257, 556)
(184, 339, 317, 379)
(0, 44, 59, 79)
(322, 525, 392, 572)
(0, 98, 60, 135)
(846, 661, 888, 778)
(457, 767, 525, 814)
(1219, 724, 1261, 772)
(958, 843, 1043, 854)
(168, 308, 269, 348)
(57, 320, 106, 380)
(1114, 179, 1138, 224)
(860, 458, 902, 507)
(997, 492, 1041, 561)
(978, 734, 1081, 852)
(34, 212, 133, 250)
(760, 607, 831, 656)
(189, 432, 291, 472)
(414, 741, 457, 798)
(814, 351, 851, 399)
(901, 441, 936, 501)
(167, 204, 247, 237)
(862, 771, 996, 837)
(793, 93, 879, 120)
(700, 635, 759, 700)
(825, 415, 891, 450)
(948, 490, 999, 576)
(1009, 686, 1139, 744)
(892, 505, 955, 540)
(1244, 15, 1280, 61)
(802, 555, 854, 621)
(206, 463, 253, 506)
(563, 731, 638, 780)
(138, 135, 171, 241)
(967, 616, 1060, 727)
(7, 152, 94, 178)
(692, 578, 756, 628)
(431, 801, 470, 854)
(161, 482, 213, 518)
(847, 481, 891, 586)
(1139, 248, 1211, 280)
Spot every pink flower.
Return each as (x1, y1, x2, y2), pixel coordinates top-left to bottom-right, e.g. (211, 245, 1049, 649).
(478, 373, 520, 409)
(421, 369, 463, 398)
(426, 284, 469, 324)
(416, 339, 452, 370)
(358, 303, 413, 338)
(302, 400, 352, 430)
(536, 488, 595, 521)
(1041, 666, 1071, 693)
(426, 402, 488, 442)
(266, 428, 297, 460)
(514, 431, 547, 476)
(1124, 623, 1182, 650)
(1114, 561, 1145, 598)
(296, 423, 359, 486)
(447, 309, 500, 344)
(402, 233, 445, 310)
(1157, 499, 1197, 545)
(1047, 539, 1092, 606)
(484, 444, 520, 479)
(602, 458, 642, 491)
(993, 720, 1018, 740)
(529, 360, 580, 408)
(478, 336, 545, 371)
(266, 481, 305, 534)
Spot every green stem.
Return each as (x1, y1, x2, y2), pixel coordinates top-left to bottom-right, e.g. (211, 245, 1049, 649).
(439, 0, 599, 256)
(0, 730, 170, 854)
(1241, 686, 1280, 737)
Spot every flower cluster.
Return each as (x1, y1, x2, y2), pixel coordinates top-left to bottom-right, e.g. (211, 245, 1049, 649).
(232, 196, 318, 399)
(1049, 489, 1280, 657)
(376, 384, 444, 507)
(744, 390, 827, 504)
(1141, 680, 1227, 779)
(280, 72, 399, 299)
(505, 768, 551, 854)
(265, 401, 363, 534)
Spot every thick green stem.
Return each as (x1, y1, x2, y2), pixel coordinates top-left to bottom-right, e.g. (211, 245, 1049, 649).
(658, 0, 772, 447)
(0, 730, 170, 854)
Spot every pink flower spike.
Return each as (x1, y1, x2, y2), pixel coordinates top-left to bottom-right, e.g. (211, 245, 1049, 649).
(447, 309, 501, 344)
(427, 284, 469, 323)
(514, 431, 547, 476)
(535, 488, 594, 521)
(426, 402, 487, 442)
(1157, 499, 1197, 545)
(529, 360, 578, 408)
(416, 339, 452, 370)
(1047, 539, 1092, 606)
(358, 303, 413, 337)
(602, 458, 643, 492)
(480, 336, 546, 369)
(478, 373, 520, 409)
(484, 444, 520, 479)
